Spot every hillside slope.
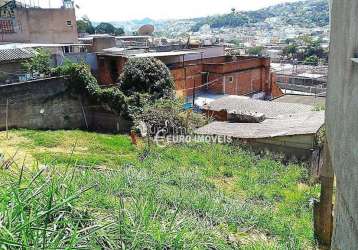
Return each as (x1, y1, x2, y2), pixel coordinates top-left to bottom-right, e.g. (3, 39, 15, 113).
(191, 0, 329, 31)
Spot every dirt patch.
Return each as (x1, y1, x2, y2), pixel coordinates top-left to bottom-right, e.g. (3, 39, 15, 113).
(0, 132, 36, 169)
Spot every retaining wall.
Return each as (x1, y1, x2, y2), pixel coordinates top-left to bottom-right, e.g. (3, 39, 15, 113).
(0, 77, 129, 132)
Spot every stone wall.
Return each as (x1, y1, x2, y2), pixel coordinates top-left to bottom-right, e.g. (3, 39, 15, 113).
(327, 0, 358, 249)
(0, 77, 129, 133)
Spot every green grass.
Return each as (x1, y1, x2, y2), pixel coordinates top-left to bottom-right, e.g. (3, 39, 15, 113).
(0, 130, 320, 249)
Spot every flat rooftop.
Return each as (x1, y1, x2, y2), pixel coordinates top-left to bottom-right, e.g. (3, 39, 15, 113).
(0, 43, 90, 50)
(196, 111, 325, 139)
(116, 36, 152, 39)
(205, 95, 313, 119)
(97, 50, 200, 58)
(274, 95, 326, 106)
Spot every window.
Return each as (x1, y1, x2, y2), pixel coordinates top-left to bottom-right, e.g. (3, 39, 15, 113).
(63, 46, 74, 53)
(0, 19, 14, 33)
(66, 20, 72, 26)
(226, 76, 234, 83)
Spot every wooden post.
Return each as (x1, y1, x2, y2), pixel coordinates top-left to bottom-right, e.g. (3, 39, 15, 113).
(5, 98, 8, 140)
(130, 130, 137, 146)
(314, 140, 334, 249)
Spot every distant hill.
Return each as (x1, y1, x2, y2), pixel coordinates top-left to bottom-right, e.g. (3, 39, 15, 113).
(191, 0, 329, 31)
(102, 0, 329, 35)
(104, 18, 162, 33)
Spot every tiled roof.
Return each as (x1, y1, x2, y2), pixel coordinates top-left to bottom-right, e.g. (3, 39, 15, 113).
(0, 48, 36, 62)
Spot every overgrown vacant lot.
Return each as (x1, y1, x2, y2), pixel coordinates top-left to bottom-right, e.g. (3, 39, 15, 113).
(0, 130, 319, 249)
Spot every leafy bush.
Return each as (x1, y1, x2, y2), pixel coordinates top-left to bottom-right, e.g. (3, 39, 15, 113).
(53, 63, 128, 116)
(248, 46, 264, 56)
(53, 60, 177, 123)
(22, 48, 52, 75)
(303, 55, 319, 66)
(133, 98, 208, 136)
(119, 57, 175, 99)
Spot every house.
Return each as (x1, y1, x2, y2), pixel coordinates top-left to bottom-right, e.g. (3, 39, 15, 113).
(196, 110, 324, 161)
(196, 95, 324, 160)
(96, 46, 283, 99)
(202, 95, 313, 121)
(0, 47, 36, 84)
(0, 42, 95, 84)
(0, 0, 78, 44)
(79, 35, 116, 53)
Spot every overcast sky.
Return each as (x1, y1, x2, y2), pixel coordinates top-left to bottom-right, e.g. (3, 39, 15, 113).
(33, 0, 302, 21)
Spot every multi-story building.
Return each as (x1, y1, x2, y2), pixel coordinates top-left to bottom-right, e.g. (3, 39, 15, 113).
(0, 0, 78, 44)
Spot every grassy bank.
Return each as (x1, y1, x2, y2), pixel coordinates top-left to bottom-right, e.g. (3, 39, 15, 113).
(0, 130, 319, 249)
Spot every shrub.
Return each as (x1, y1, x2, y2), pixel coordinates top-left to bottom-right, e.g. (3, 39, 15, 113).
(133, 98, 208, 136)
(303, 55, 319, 66)
(248, 46, 264, 56)
(119, 57, 175, 99)
(22, 48, 52, 75)
(53, 63, 128, 116)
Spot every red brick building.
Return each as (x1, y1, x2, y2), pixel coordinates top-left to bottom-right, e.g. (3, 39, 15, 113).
(96, 49, 283, 98)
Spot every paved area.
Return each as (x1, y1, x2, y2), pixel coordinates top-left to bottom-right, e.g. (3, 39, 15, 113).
(205, 95, 313, 119)
(274, 94, 326, 106)
(196, 111, 325, 139)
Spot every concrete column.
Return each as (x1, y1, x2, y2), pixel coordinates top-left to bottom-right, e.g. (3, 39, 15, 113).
(326, 0, 358, 249)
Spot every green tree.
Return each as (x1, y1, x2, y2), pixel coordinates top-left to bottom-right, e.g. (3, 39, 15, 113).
(77, 16, 95, 34)
(95, 22, 124, 36)
(283, 44, 298, 59)
(95, 22, 116, 34)
(115, 27, 125, 36)
(119, 57, 174, 99)
(303, 55, 319, 66)
(248, 46, 264, 56)
(22, 48, 52, 75)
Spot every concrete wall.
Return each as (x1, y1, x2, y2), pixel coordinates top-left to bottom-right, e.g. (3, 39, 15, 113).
(89, 37, 116, 53)
(0, 77, 129, 132)
(278, 83, 326, 95)
(0, 8, 78, 43)
(326, 0, 358, 249)
(58, 53, 98, 72)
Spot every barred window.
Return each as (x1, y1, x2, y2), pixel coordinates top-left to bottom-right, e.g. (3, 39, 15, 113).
(0, 19, 14, 33)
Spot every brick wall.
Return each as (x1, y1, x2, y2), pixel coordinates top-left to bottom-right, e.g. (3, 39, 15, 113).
(97, 55, 277, 98)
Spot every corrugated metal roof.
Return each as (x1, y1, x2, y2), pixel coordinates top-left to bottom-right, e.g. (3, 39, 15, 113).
(0, 48, 36, 62)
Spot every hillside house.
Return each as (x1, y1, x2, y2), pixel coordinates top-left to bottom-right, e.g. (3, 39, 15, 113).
(0, 0, 78, 44)
(96, 46, 283, 99)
